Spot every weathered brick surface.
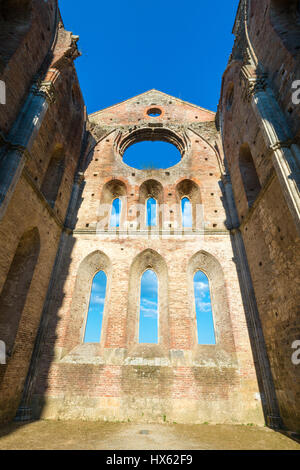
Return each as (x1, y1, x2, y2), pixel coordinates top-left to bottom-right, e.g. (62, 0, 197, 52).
(1, 0, 298, 430)
(219, 0, 300, 432)
(0, 0, 57, 134)
(0, 2, 86, 423)
(31, 90, 264, 424)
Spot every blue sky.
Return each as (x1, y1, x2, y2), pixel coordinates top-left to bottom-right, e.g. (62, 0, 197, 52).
(139, 270, 159, 343)
(84, 269, 215, 345)
(84, 270, 107, 343)
(182, 197, 192, 227)
(110, 198, 121, 227)
(123, 141, 182, 170)
(194, 271, 216, 344)
(59, 0, 239, 114)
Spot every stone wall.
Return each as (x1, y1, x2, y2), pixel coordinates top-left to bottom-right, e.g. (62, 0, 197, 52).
(30, 90, 264, 425)
(0, 0, 297, 431)
(0, 1, 86, 423)
(219, 0, 300, 432)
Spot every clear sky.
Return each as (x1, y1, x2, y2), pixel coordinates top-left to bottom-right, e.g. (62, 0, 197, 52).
(84, 270, 107, 343)
(59, 0, 239, 114)
(194, 271, 216, 344)
(123, 141, 182, 169)
(139, 270, 159, 344)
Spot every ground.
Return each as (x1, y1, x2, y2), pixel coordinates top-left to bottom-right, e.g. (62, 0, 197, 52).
(0, 421, 299, 450)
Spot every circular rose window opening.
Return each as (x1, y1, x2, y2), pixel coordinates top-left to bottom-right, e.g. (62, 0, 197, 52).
(147, 108, 162, 117)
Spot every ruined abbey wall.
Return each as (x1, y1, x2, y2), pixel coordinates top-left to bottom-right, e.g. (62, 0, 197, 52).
(0, 0, 298, 432)
(28, 91, 264, 424)
(0, 0, 86, 422)
(219, 0, 300, 432)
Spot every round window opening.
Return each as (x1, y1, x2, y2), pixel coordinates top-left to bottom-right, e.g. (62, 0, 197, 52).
(123, 141, 181, 170)
(147, 108, 162, 117)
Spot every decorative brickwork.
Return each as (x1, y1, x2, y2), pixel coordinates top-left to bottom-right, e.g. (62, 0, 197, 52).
(0, 0, 298, 433)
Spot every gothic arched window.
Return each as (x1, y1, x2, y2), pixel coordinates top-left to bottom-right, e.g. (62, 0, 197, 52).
(84, 270, 107, 343)
(146, 197, 157, 227)
(194, 270, 216, 345)
(110, 198, 122, 228)
(181, 197, 192, 228)
(139, 269, 158, 343)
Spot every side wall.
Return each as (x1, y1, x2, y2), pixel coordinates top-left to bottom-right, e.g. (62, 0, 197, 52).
(219, 0, 300, 432)
(0, 2, 86, 423)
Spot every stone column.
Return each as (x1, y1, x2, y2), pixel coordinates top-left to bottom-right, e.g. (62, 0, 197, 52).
(242, 70, 300, 234)
(222, 172, 281, 429)
(0, 81, 55, 220)
(64, 172, 85, 229)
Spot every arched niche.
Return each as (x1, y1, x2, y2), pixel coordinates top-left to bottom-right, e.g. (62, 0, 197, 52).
(239, 143, 261, 208)
(41, 144, 65, 208)
(0, 0, 32, 66)
(126, 249, 169, 354)
(0, 227, 40, 369)
(64, 250, 112, 352)
(225, 82, 234, 111)
(99, 179, 127, 230)
(270, 0, 300, 56)
(187, 250, 235, 352)
(138, 180, 163, 230)
(175, 179, 202, 230)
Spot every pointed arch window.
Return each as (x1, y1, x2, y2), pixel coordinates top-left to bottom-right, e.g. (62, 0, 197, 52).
(139, 269, 158, 343)
(194, 271, 216, 345)
(181, 197, 192, 228)
(84, 270, 107, 343)
(110, 198, 122, 227)
(146, 197, 157, 227)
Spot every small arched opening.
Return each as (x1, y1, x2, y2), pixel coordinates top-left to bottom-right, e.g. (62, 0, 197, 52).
(176, 179, 202, 230)
(239, 144, 261, 208)
(41, 145, 65, 208)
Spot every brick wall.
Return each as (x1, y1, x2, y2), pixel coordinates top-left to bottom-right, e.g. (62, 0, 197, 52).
(219, 0, 300, 432)
(31, 90, 264, 425)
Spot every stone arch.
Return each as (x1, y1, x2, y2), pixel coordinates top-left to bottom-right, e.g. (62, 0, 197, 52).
(138, 179, 164, 230)
(0, 227, 40, 365)
(118, 127, 188, 160)
(0, 0, 32, 66)
(176, 179, 202, 230)
(270, 0, 300, 56)
(239, 143, 261, 208)
(41, 144, 65, 208)
(187, 250, 235, 351)
(126, 249, 169, 352)
(65, 250, 112, 352)
(99, 179, 127, 230)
